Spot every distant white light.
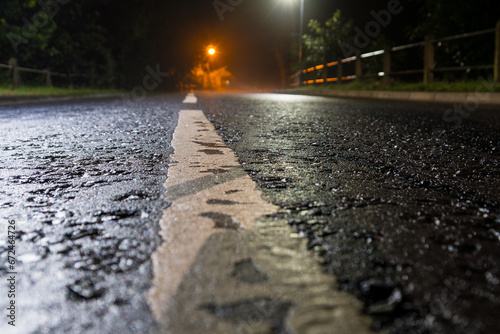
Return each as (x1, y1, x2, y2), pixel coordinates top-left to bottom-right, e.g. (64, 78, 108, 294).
(253, 93, 317, 102)
(378, 72, 385, 77)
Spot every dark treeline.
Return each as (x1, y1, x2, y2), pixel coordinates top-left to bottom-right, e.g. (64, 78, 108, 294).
(0, 0, 499, 89)
(0, 0, 192, 89)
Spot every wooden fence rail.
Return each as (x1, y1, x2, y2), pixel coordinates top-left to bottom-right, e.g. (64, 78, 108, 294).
(291, 21, 500, 87)
(0, 58, 97, 89)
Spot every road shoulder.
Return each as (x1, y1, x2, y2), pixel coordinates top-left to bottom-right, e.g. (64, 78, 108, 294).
(277, 89, 500, 107)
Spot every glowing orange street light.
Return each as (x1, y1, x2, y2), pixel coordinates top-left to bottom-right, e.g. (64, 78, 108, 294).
(205, 45, 217, 89)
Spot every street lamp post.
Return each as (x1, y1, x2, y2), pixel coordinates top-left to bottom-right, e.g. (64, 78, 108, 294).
(206, 46, 216, 89)
(298, 0, 304, 67)
(284, 0, 305, 67)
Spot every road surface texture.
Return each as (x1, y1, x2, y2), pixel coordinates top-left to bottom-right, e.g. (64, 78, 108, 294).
(1, 97, 179, 333)
(0, 92, 499, 334)
(197, 92, 500, 334)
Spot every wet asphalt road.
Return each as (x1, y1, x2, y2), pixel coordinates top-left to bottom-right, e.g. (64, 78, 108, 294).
(1, 96, 180, 333)
(197, 93, 500, 334)
(1, 92, 499, 334)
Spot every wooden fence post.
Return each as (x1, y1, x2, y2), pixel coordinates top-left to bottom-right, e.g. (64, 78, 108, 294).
(8, 58, 21, 89)
(44, 70, 52, 88)
(424, 35, 435, 84)
(323, 63, 328, 82)
(355, 53, 363, 80)
(383, 45, 392, 86)
(494, 20, 500, 82)
(337, 62, 343, 84)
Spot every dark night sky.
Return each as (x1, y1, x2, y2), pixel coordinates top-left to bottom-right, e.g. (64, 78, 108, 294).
(166, 0, 420, 87)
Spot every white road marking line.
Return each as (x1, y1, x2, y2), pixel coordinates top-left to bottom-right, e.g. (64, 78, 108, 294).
(182, 92, 198, 104)
(150, 99, 376, 333)
(149, 109, 279, 319)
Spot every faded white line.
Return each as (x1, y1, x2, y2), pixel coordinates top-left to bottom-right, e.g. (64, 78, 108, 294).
(149, 109, 279, 319)
(150, 102, 377, 333)
(182, 92, 197, 104)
